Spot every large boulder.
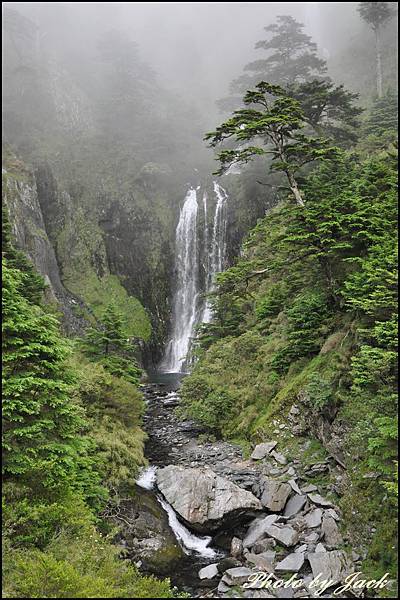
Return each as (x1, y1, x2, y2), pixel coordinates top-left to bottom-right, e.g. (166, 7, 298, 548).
(156, 465, 262, 533)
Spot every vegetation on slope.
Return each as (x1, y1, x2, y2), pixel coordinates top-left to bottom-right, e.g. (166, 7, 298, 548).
(2, 207, 178, 598)
(181, 79, 398, 587)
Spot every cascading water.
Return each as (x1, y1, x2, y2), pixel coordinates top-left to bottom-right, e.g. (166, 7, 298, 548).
(202, 182, 228, 323)
(159, 187, 200, 373)
(160, 182, 228, 373)
(136, 466, 216, 558)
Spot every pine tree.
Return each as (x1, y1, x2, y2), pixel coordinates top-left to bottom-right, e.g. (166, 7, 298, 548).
(358, 2, 396, 97)
(206, 82, 340, 207)
(2, 258, 85, 488)
(364, 88, 398, 137)
(83, 303, 141, 384)
(233, 15, 326, 93)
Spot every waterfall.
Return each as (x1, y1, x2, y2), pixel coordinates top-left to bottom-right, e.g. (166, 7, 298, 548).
(159, 187, 200, 373)
(160, 182, 228, 373)
(136, 467, 217, 558)
(202, 182, 228, 323)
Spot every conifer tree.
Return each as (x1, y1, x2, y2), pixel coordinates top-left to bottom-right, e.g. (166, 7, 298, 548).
(2, 258, 84, 488)
(358, 2, 396, 97)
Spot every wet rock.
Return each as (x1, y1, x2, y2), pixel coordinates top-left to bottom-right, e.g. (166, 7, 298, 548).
(260, 479, 292, 511)
(275, 552, 305, 572)
(265, 524, 299, 547)
(284, 494, 307, 518)
(243, 515, 279, 548)
(199, 563, 219, 580)
(321, 515, 343, 547)
(251, 442, 277, 460)
(308, 550, 350, 586)
(156, 465, 262, 533)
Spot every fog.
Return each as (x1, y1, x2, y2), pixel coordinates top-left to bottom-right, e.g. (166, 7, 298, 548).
(5, 2, 369, 125)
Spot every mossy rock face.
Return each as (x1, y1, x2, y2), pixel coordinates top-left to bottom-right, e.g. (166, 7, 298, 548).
(118, 487, 185, 575)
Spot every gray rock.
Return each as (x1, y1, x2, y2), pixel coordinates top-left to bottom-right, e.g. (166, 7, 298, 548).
(156, 465, 262, 532)
(223, 566, 254, 586)
(218, 580, 231, 594)
(301, 484, 318, 493)
(252, 538, 277, 554)
(321, 515, 343, 547)
(303, 532, 319, 543)
(295, 544, 308, 553)
(284, 494, 307, 517)
(231, 536, 244, 558)
(288, 479, 302, 495)
(275, 552, 305, 572)
(304, 508, 323, 528)
(251, 442, 277, 460)
(246, 550, 275, 572)
(265, 524, 299, 547)
(315, 543, 327, 553)
(243, 514, 278, 548)
(308, 493, 334, 507)
(325, 508, 340, 521)
(260, 479, 292, 511)
(199, 563, 219, 580)
(271, 450, 288, 465)
(308, 550, 350, 586)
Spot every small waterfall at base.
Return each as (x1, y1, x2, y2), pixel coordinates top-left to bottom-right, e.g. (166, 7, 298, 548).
(136, 466, 217, 558)
(159, 187, 200, 373)
(159, 181, 228, 373)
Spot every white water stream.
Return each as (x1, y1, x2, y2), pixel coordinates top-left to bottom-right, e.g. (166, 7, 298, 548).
(160, 182, 228, 372)
(136, 466, 217, 558)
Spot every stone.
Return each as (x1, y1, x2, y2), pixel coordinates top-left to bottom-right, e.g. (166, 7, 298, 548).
(246, 550, 275, 572)
(271, 450, 288, 465)
(199, 563, 219, 580)
(243, 592, 275, 599)
(301, 484, 318, 493)
(217, 580, 231, 594)
(303, 532, 319, 543)
(265, 524, 299, 547)
(217, 557, 242, 573)
(243, 514, 279, 548)
(231, 536, 244, 558)
(308, 550, 350, 586)
(284, 494, 307, 518)
(156, 465, 262, 533)
(321, 515, 343, 547)
(275, 552, 305, 572)
(304, 508, 323, 528)
(251, 442, 277, 460)
(325, 508, 340, 521)
(252, 538, 277, 554)
(295, 544, 308, 553)
(288, 479, 302, 495)
(308, 493, 334, 507)
(223, 567, 254, 586)
(260, 479, 292, 511)
(315, 543, 327, 553)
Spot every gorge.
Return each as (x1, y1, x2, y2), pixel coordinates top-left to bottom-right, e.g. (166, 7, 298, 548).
(2, 3, 398, 599)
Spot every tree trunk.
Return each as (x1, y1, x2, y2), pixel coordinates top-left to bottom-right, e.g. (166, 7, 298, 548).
(286, 170, 305, 207)
(375, 26, 383, 98)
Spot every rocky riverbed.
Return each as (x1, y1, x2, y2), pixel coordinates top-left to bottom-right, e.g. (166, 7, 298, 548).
(117, 379, 364, 598)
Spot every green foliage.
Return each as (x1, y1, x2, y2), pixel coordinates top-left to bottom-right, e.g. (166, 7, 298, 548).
(82, 303, 142, 385)
(2, 259, 88, 489)
(206, 81, 340, 206)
